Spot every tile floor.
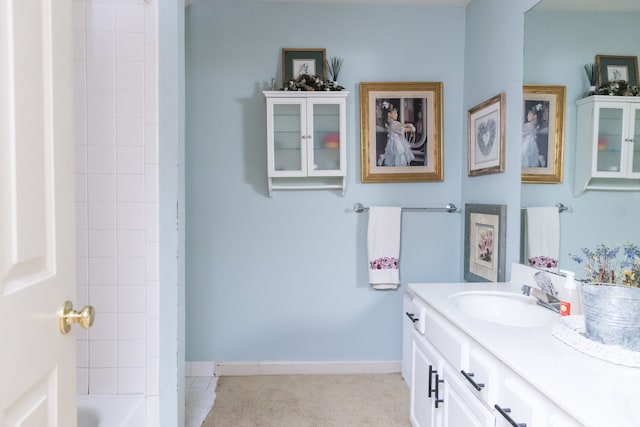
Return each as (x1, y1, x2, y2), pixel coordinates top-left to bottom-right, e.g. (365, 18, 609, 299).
(185, 376, 218, 427)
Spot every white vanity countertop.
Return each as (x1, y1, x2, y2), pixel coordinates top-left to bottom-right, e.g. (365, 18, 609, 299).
(408, 277, 640, 426)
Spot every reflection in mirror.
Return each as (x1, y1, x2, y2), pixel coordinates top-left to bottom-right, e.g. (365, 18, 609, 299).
(522, 0, 640, 279)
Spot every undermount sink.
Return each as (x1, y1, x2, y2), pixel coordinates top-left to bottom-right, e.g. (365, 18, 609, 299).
(449, 290, 559, 327)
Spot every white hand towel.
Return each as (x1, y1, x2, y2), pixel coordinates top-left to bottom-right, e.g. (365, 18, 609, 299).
(367, 207, 402, 290)
(524, 207, 560, 272)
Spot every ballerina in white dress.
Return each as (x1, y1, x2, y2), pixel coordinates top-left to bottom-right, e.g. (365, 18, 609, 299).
(380, 105, 415, 167)
(522, 103, 543, 167)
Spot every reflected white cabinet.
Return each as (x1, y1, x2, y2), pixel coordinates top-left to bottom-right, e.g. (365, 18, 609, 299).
(263, 91, 348, 196)
(575, 96, 640, 195)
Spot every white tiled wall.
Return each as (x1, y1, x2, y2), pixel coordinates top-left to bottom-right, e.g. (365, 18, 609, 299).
(73, 0, 158, 408)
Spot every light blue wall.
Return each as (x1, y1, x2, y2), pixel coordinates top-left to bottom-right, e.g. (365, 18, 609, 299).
(463, 0, 538, 280)
(523, 9, 640, 275)
(184, 0, 531, 362)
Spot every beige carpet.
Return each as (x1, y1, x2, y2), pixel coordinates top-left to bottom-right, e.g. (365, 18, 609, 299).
(201, 373, 411, 427)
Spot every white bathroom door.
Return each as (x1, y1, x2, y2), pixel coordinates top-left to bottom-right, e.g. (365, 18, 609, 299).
(0, 0, 77, 426)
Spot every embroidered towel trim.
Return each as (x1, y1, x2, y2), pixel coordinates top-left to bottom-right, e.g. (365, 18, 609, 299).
(367, 207, 402, 290)
(525, 207, 560, 272)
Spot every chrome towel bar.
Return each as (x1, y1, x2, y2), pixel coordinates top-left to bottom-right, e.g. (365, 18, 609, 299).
(353, 202, 459, 213)
(521, 203, 570, 213)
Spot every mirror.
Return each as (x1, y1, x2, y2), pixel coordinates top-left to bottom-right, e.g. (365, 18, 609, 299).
(522, 0, 640, 277)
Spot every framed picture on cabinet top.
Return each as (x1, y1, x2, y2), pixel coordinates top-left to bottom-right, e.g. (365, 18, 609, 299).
(467, 92, 506, 177)
(464, 203, 506, 283)
(595, 54, 639, 87)
(522, 84, 566, 184)
(359, 81, 443, 183)
(282, 48, 326, 85)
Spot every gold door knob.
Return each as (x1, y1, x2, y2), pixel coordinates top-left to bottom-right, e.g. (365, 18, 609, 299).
(59, 301, 95, 334)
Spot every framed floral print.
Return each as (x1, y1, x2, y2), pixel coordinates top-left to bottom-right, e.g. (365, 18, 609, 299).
(464, 203, 506, 282)
(467, 93, 506, 176)
(282, 48, 326, 85)
(522, 84, 566, 184)
(359, 82, 443, 183)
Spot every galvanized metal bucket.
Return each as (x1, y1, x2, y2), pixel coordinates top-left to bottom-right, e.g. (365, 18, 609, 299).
(581, 283, 640, 352)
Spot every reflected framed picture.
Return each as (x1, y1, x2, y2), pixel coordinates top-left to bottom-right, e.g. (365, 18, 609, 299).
(282, 48, 326, 84)
(467, 93, 506, 176)
(595, 54, 639, 87)
(359, 81, 443, 183)
(464, 203, 506, 282)
(522, 84, 566, 184)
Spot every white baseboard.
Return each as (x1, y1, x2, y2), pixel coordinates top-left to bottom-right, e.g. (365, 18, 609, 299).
(185, 361, 216, 377)
(211, 361, 402, 377)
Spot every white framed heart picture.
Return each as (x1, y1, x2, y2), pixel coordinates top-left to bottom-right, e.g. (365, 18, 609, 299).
(467, 92, 506, 176)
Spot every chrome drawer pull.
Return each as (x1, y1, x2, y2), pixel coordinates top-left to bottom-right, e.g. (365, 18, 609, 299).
(461, 370, 485, 391)
(495, 404, 527, 427)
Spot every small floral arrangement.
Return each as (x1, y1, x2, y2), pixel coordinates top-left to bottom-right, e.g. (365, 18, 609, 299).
(570, 243, 640, 287)
(596, 80, 640, 96)
(281, 74, 344, 92)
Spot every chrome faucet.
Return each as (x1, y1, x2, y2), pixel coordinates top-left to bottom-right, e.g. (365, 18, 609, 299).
(521, 285, 561, 314)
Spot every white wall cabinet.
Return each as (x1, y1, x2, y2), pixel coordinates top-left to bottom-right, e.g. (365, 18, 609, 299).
(263, 91, 348, 196)
(575, 95, 640, 195)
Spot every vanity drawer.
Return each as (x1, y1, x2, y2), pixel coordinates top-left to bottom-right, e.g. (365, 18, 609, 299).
(405, 295, 427, 334)
(424, 309, 468, 368)
(461, 345, 503, 407)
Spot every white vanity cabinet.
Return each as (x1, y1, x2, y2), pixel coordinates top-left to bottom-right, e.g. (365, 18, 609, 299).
(263, 91, 348, 196)
(408, 295, 494, 427)
(495, 369, 582, 427)
(412, 332, 494, 427)
(405, 287, 584, 427)
(575, 95, 640, 195)
(410, 333, 443, 427)
(440, 363, 495, 427)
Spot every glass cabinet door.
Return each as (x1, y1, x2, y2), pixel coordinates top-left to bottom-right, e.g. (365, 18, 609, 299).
(309, 102, 341, 172)
(595, 106, 624, 175)
(631, 106, 640, 176)
(307, 99, 344, 175)
(272, 102, 305, 173)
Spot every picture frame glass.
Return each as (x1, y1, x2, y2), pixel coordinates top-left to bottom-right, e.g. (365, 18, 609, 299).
(282, 48, 326, 85)
(464, 204, 506, 283)
(292, 59, 316, 77)
(596, 55, 639, 87)
(467, 93, 505, 176)
(469, 212, 499, 281)
(521, 85, 565, 184)
(360, 82, 443, 183)
(607, 65, 628, 83)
